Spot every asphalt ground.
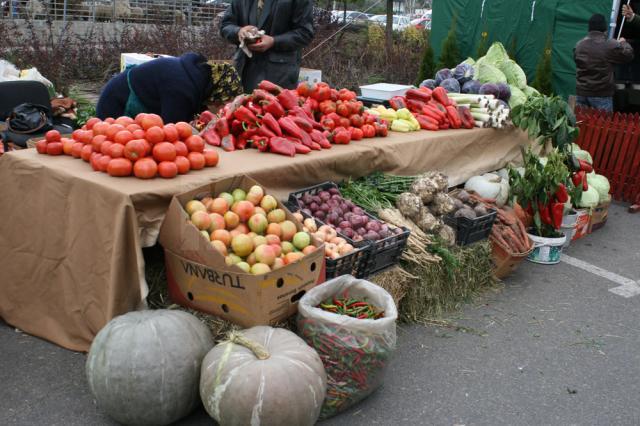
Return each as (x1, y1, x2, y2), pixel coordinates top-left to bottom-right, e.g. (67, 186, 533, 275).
(1, 202, 639, 426)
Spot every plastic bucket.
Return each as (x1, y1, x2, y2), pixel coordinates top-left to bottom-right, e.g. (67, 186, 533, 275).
(560, 211, 579, 248)
(526, 233, 567, 265)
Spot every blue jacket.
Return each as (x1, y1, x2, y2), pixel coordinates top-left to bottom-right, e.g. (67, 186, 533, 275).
(96, 52, 213, 123)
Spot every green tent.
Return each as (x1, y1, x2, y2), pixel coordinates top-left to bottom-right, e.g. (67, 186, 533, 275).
(430, 0, 616, 98)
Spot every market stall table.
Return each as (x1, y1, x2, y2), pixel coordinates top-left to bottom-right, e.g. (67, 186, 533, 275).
(0, 128, 533, 351)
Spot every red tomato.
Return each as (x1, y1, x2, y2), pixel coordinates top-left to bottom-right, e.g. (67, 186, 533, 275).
(47, 142, 63, 155)
(133, 158, 158, 179)
(157, 161, 178, 178)
(361, 124, 376, 138)
(145, 126, 165, 144)
(90, 153, 103, 171)
(91, 135, 107, 153)
(62, 138, 75, 155)
(163, 124, 179, 142)
(72, 129, 84, 141)
(105, 124, 125, 141)
(152, 142, 177, 162)
(141, 140, 152, 156)
(113, 130, 134, 145)
(124, 139, 147, 161)
(336, 103, 350, 118)
(100, 140, 114, 156)
(349, 114, 364, 128)
(97, 155, 112, 172)
(107, 158, 133, 177)
(71, 142, 84, 158)
(114, 116, 135, 127)
(81, 144, 94, 161)
(175, 122, 193, 140)
(174, 141, 188, 157)
(85, 117, 101, 130)
(109, 143, 125, 158)
(45, 130, 61, 142)
(105, 117, 115, 124)
(185, 135, 205, 153)
(78, 130, 93, 144)
(350, 127, 363, 141)
(333, 130, 351, 145)
(174, 155, 191, 174)
(141, 114, 163, 131)
(339, 117, 351, 129)
(297, 82, 314, 97)
(134, 113, 147, 127)
(132, 129, 145, 139)
(126, 123, 142, 133)
(203, 150, 219, 167)
(187, 152, 205, 170)
(92, 122, 110, 136)
(35, 140, 48, 154)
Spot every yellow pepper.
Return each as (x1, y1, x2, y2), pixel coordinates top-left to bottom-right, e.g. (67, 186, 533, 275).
(391, 119, 412, 132)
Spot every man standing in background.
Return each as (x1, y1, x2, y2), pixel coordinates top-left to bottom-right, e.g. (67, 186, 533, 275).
(622, 3, 640, 29)
(220, 0, 315, 92)
(574, 14, 634, 112)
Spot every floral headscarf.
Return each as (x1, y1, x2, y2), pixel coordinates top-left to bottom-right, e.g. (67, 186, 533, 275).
(207, 60, 244, 103)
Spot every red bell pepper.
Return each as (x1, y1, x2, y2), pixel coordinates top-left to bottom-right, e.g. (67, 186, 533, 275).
(555, 183, 569, 203)
(261, 112, 282, 136)
(278, 117, 314, 148)
(222, 95, 248, 121)
(220, 134, 235, 152)
(405, 88, 431, 103)
(293, 143, 311, 154)
(537, 201, 552, 225)
(551, 202, 564, 229)
(199, 110, 216, 125)
(257, 124, 276, 138)
(268, 137, 296, 156)
(252, 135, 269, 152)
(406, 99, 427, 114)
(310, 129, 332, 149)
(245, 101, 262, 116)
(230, 119, 244, 136)
(214, 117, 230, 137)
(201, 128, 220, 146)
(234, 106, 259, 124)
(432, 87, 449, 105)
(257, 80, 282, 95)
(415, 115, 439, 131)
(445, 105, 462, 129)
(389, 96, 407, 111)
(457, 107, 475, 129)
(276, 89, 299, 111)
(578, 159, 593, 173)
(260, 98, 285, 118)
(427, 102, 448, 120)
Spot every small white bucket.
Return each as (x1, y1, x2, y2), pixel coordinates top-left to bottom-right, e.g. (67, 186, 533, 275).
(527, 233, 567, 265)
(560, 211, 579, 248)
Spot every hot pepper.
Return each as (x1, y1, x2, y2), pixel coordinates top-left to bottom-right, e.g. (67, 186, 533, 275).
(406, 99, 427, 114)
(555, 183, 569, 203)
(278, 116, 314, 148)
(537, 201, 552, 225)
(389, 96, 407, 111)
(201, 128, 220, 146)
(310, 129, 332, 149)
(572, 171, 586, 189)
(268, 137, 296, 157)
(199, 110, 216, 125)
(234, 106, 259, 124)
(551, 202, 564, 229)
(257, 80, 282, 95)
(432, 87, 450, 105)
(445, 105, 462, 129)
(405, 88, 431, 103)
(261, 112, 282, 136)
(276, 89, 300, 111)
(578, 159, 593, 173)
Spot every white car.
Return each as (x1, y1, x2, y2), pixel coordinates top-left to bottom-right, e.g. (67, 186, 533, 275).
(331, 10, 369, 24)
(369, 14, 411, 31)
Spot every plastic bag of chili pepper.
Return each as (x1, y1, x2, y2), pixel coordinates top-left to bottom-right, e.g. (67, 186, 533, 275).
(297, 276, 398, 419)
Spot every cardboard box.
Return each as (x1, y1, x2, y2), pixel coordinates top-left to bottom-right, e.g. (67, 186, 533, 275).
(298, 68, 322, 84)
(572, 209, 591, 241)
(159, 175, 324, 327)
(588, 197, 611, 233)
(120, 53, 173, 72)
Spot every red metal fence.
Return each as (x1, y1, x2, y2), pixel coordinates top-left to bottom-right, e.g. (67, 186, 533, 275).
(575, 107, 640, 204)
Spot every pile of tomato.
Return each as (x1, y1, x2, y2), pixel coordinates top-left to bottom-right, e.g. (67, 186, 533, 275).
(35, 114, 219, 179)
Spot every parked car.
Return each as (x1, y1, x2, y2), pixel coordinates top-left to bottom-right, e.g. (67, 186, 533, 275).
(369, 14, 411, 31)
(331, 10, 369, 25)
(414, 17, 431, 30)
(410, 10, 431, 27)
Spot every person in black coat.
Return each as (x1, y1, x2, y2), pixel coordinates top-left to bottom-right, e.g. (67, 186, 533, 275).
(220, 0, 315, 92)
(96, 53, 242, 123)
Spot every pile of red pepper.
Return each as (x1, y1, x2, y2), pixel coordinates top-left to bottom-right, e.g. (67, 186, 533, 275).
(389, 86, 475, 130)
(199, 80, 389, 157)
(570, 159, 592, 193)
(535, 183, 569, 230)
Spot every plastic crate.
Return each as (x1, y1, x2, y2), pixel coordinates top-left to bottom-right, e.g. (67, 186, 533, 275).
(284, 199, 371, 279)
(287, 181, 410, 278)
(443, 208, 497, 246)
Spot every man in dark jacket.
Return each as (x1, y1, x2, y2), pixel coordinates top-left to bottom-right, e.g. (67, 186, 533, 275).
(96, 53, 242, 123)
(574, 14, 634, 112)
(220, 0, 315, 92)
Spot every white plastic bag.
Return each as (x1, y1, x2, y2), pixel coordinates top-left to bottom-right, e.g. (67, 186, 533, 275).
(0, 60, 20, 82)
(19, 68, 54, 89)
(297, 275, 397, 419)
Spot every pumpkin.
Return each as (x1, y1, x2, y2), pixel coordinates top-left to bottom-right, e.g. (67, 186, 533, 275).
(200, 326, 327, 426)
(86, 310, 213, 426)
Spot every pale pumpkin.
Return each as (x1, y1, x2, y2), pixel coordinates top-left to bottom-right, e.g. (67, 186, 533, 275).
(86, 310, 213, 426)
(200, 326, 327, 426)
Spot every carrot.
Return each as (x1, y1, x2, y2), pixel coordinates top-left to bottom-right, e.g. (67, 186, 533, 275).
(504, 227, 526, 253)
(497, 209, 516, 226)
(491, 229, 510, 249)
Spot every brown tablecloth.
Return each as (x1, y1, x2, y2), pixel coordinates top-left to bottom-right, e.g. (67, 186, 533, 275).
(0, 128, 533, 351)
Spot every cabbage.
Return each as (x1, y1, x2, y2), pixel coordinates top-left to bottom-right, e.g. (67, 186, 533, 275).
(435, 69, 453, 85)
(587, 174, 610, 202)
(440, 78, 461, 93)
(573, 149, 593, 164)
(523, 86, 540, 98)
(453, 63, 474, 84)
(462, 57, 476, 66)
(508, 86, 526, 109)
(479, 83, 500, 97)
(474, 62, 507, 84)
(420, 79, 437, 89)
(578, 186, 600, 208)
(496, 82, 511, 101)
(462, 80, 482, 94)
(484, 42, 509, 66)
(498, 59, 527, 89)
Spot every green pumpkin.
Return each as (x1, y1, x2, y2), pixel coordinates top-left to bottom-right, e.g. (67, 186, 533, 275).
(86, 310, 213, 426)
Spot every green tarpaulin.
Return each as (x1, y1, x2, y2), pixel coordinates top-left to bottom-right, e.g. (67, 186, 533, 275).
(431, 0, 615, 98)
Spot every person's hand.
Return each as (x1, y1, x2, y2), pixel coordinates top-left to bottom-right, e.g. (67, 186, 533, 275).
(623, 4, 634, 20)
(248, 35, 275, 53)
(238, 25, 258, 41)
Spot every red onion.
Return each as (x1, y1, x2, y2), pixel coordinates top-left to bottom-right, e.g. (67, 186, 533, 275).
(328, 187, 340, 195)
(339, 220, 351, 229)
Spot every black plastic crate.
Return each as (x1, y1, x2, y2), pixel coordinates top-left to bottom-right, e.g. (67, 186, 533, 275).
(443, 209, 497, 246)
(287, 181, 410, 278)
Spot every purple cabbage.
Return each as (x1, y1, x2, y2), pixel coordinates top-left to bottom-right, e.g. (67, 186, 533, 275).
(453, 63, 474, 85)
(435, 68, 453, 85)
(420, 79, 437, 89)
(462, 80, 482, 94)
(496, 82, 511, 101)
(440, 78, 461, 93)
(479, 83, 500, 97)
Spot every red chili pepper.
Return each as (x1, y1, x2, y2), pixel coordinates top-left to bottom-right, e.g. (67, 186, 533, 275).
(555, 183, 569, 203)
(457, 107, 475, 129)
(290, 116, 313, 133)
(445, 105, 462, 129)
(201, 128, 220, 146)
(268, 137, 296, 157)
(551, 202, 564, 229)
(276, 89, 299, 111)
(405, 88, 431, 103)
(538, 201, 552, 225)
(260, 98, 285, 118)
(220, 134, 235, 152)
(214, 117, 230, 137)
(293, 143, 311, 154)
(578, 159, 593, 173)
(290, 106, 324, 131)
(415, 115, 439, 131)
(278, 116, 314, 148)
(432, 87, 450, 105)
(582, 173, 588, 191)
(310, 129, 331, 149)
(438, 122, 450, 130)
(245, 101, 262, 116)
(257, 80, 282, 95)
(389, 96, 407, 111)
(261, 112, 282, 136)
(257, 124, 276, 138)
